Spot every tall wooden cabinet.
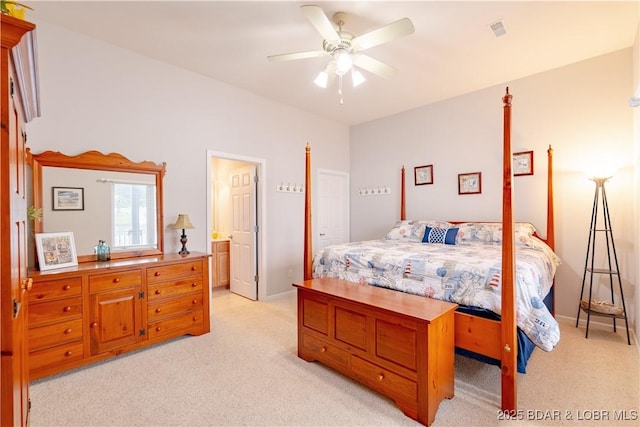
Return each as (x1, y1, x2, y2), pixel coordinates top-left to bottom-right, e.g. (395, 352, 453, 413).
(28, 253, 210, 380)
(1, 14, 40, 426)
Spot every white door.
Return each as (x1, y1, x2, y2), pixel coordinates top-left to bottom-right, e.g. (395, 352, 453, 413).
(317, 169, 349, 251)
(229, 165, 257, 300)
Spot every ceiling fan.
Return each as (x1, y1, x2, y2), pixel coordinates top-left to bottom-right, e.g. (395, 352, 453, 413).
(268, 5, 415, 103)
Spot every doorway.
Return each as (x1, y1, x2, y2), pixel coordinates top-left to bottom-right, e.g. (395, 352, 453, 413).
(207, 151, 266, 301)
(317, 169, 350, 251)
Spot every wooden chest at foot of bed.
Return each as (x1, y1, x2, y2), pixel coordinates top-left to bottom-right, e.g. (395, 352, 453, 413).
(293, 278, 458, 426)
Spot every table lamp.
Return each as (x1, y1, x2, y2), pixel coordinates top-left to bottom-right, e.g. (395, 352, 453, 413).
(171, 214, 194, 255)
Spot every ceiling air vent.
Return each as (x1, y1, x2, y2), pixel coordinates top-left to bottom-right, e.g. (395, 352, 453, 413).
(489, 20, 506, 37)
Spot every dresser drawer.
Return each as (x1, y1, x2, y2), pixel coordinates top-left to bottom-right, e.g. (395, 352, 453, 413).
(148, 309, 204, 340)
(29, 277, 82, 303)
(29, 318, 83, 351)
(30, 341, 84, 374)
(148, 293, 203, 321)
(147, 260, 202, 284)
(351, 356, 417, 405)
(89, 269, 142, 293)
(29, 297, 82, 327)
(148, 277, 203, 301)
(301, 333, 349, 371)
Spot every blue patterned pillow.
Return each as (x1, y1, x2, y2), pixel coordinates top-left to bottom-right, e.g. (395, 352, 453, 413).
(422, 226, 458, 245)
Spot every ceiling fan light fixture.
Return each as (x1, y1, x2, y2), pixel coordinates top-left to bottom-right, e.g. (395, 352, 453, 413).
(314, 70, 329, 88)
(334, 48, 352, 75)
(352, 69, 366, 87)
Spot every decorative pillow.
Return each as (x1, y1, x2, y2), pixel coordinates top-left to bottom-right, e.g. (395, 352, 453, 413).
(456, 222, 537, 246)
(384, 220, 452, 242)
(422, 226, 458, 245)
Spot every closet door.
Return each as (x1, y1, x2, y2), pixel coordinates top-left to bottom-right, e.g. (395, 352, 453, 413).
(1, 14, 39, 426)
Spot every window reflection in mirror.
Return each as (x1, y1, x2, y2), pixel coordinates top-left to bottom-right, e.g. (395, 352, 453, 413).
(112, 182, 156, 249)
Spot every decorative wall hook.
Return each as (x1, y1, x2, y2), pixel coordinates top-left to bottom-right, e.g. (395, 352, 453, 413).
(277, 182, 304, 194)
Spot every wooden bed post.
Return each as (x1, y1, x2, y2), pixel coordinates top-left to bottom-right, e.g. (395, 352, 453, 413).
(401, 166, 406, 221)
(501, 88, 517, 411)
(546, 145, 555, 251)
(304, 144, 313, 280)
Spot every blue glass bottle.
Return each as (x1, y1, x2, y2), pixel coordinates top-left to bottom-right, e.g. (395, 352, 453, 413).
(96, 240, 111, 262)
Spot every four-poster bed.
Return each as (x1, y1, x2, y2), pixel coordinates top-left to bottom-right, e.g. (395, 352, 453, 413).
(299, 88, 557, 414)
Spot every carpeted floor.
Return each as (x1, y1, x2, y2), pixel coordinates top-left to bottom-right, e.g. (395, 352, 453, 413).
(29, 289, 638, 426)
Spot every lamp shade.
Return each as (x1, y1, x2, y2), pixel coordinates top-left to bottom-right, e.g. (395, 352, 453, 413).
(171, 214, 194, 230)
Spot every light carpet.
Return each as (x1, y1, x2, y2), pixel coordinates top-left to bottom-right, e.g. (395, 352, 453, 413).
(29, 289, 638, 426)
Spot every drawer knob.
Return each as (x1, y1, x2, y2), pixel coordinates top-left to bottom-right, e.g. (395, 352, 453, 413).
(154, 272, 160, 276)
(192, 299, 198, 305)
(64, 328, 72, 334)
(65, 351, 73, 357)
(155, 308, 161, 313)
(63, 285, 71, 291)
(156, 327, 162, 332)
(191, 266, 197, 271)
(90, 322, 98, 328)
(192, 316, 198, 321)
(321, 346, 327, 353)
(155, 290, 161, 295)
(63, 306, 72, 312)
(113, 278, 120, 283)
(377, 373, 385, 381)
(191, 282, 197, 287)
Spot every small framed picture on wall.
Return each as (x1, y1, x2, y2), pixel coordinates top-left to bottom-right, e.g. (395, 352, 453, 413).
(414, 165, 433, 185)
(52, 187, 84, 211)
(458, 172, 482, 195)
(513, 151, 534, 176)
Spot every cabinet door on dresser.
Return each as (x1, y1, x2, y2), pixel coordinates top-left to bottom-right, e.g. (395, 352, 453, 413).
(28, 276, 84, 378)
(147, 259, 206, 340)
(88, 269, 144, 355)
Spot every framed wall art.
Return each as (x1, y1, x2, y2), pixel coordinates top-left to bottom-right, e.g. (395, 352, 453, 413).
(458, 172, 482, 195)
(35, 231, 78, 271)
(414, 165, 434, 185)
(513, 150, 534, 176)
(52, 187, 84, 211)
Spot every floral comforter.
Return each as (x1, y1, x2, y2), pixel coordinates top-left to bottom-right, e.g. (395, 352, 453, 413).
(312, 238, 561, 351)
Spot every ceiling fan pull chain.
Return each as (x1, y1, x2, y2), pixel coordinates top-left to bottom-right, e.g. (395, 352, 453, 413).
(338, 75, 344, 105)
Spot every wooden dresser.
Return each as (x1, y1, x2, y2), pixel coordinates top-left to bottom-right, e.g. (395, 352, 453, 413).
(28, 252, 210, 380)
(293, 278, 458, 426)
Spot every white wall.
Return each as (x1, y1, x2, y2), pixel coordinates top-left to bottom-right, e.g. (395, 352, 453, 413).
(26, 21, 350, 297)
(351, 49, 637, 329)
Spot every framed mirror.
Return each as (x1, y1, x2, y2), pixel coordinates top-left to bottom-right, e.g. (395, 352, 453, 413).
(28, 149, 166, 263)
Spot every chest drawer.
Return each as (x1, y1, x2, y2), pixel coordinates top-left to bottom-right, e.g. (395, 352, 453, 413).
(89, 269, 142, 293)
(301, 333, 349, 371)
(29, 277, 82, 303)
(148, 293, 203, 321)
(29, 318, 83, 351)
(30, 341, 84, 374)
(147, 260, 202, 284)
(148, 277, 203, 301)
(148, 309, 204, 340)
(351, 356, 417, 405)
(29, 297, 82, 327)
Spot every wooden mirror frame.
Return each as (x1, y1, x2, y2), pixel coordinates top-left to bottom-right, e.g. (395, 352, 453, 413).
(27, 149, 166, 263)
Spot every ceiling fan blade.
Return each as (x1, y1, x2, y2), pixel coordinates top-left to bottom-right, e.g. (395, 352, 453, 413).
(352, 54, 397, 79)
(301, 5, 340, 43)
(352, 18, 415, 50)
(267, 50, 326, 63)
